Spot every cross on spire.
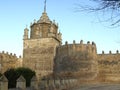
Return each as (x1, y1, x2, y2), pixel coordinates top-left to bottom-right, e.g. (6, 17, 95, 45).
(44, 0, 47, 12)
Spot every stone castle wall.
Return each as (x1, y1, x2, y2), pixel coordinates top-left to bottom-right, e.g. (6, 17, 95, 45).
(98, 51, 120, 83)
(0, 51, 22, 73)
(54, 41, 120, 83)
(54, 40, 98, 81)
(1, 42, 120, 83)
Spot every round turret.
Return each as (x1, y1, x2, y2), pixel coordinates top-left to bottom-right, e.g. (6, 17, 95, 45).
(54, 41, 98, 80)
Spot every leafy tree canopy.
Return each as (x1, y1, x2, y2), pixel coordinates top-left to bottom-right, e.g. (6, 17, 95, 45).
(4, 67, 35, 88)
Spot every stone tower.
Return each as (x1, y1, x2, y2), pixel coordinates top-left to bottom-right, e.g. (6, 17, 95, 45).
(23, 2, 62, 79)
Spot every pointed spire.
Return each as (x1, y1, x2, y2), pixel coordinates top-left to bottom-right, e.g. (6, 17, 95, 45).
(37, 0, 52, 23)
(44, 0, 47, 13)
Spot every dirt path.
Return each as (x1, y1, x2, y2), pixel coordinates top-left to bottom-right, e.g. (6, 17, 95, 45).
(74, 84, 120, 90)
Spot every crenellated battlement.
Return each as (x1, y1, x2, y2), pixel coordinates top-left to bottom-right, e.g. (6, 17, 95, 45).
(98, 50, 120, 62)
(0, 51, 17, 58)
(0, 51, 22, 73)
(99, 50, 120, 55)
(56, 40, 97, 56)
(0, 51, 22, 59)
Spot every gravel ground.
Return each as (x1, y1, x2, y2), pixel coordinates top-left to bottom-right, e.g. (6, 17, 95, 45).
(74, 84, 120, 90)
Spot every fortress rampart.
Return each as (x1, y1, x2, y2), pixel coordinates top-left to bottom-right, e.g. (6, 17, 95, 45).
(97, 51, 120, 83)
(0, 51, 22, 73)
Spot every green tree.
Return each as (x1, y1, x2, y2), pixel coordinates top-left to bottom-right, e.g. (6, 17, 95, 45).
(4, 67, 35, 88)
(15, 67, 35, 87)
(4, 68, 19, 88)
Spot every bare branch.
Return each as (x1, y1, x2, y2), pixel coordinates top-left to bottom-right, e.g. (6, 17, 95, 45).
(76, 0, 120, 27)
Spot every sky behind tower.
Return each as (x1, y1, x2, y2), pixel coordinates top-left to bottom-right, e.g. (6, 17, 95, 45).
(0, 0, 120, 56)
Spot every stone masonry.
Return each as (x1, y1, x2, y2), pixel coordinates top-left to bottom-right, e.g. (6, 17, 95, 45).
(0, 51, 22, 73)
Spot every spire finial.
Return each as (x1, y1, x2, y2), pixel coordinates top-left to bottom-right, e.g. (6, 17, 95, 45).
(44, 0, 47, 12)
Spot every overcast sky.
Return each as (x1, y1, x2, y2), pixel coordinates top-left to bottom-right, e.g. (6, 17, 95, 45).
(0, 0, 120, 57)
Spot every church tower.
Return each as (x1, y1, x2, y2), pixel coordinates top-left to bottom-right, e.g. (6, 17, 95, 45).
(23, 1, 62, 79)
